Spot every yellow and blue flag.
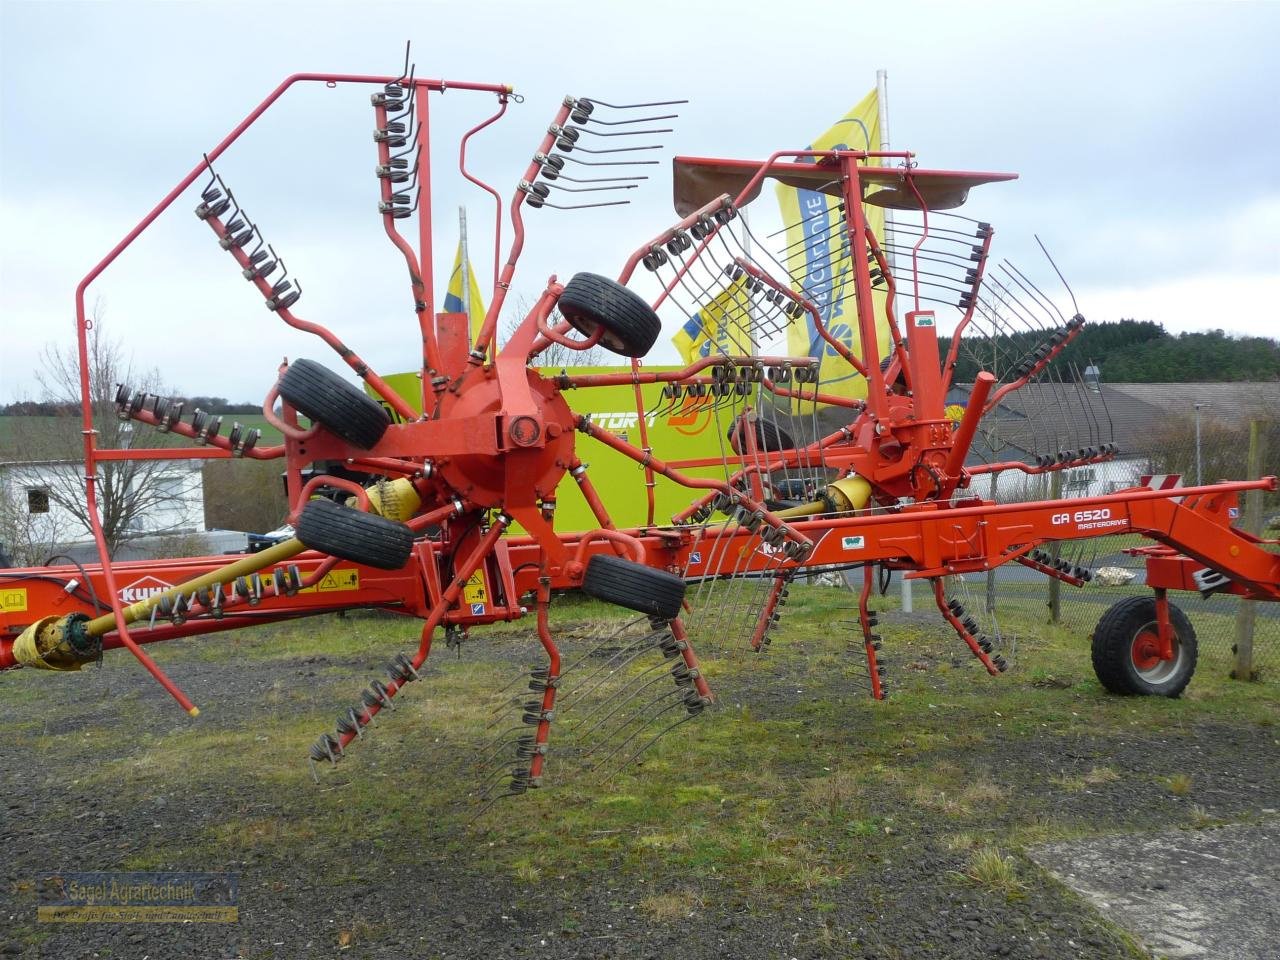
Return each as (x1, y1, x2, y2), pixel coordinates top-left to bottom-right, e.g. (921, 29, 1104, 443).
(774, 89, 891, 400)
(442, 240, 487, 344)
(671, 276, 754, 364)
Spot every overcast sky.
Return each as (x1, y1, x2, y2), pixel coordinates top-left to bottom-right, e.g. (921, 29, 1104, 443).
(1, 0, 1277, 402)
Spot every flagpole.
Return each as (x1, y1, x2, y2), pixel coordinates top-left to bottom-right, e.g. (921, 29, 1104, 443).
(875, 69, 895, 284)
(876, 68, 912, 613)
(459, 205, 472, 325)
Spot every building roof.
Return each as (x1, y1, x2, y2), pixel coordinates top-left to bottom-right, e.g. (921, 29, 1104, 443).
(1101, 382, 1280, 428)
(947, 381, 1165, 465)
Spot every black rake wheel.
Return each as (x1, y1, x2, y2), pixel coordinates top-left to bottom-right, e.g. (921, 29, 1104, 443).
(581, 554, 685, 620)
(557, 273, 662, 358)
(1090, 594, 1198, 697)
(727, 415, 795, 455)
(295, 498, 414, 571)
(278, 358, 392, 450)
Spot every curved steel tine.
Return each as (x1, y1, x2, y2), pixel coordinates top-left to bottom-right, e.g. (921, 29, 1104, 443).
(246, 223, 268, 258)
(553, 616, 650, 683)
(547, 182, 638, 194)
(391, 40, 411, 88)
(199, 153, 218, 197)
(556, 631, 662, 710)
(567, 657, 672, 736)
(586, 692, 686, 769)
(474, 719, 530, 752)
(581, 97, 688, 109)
(598, 710, 700, 783)
(539, 198, 631, 211)
(550, 173, 649, 184)
(560, 153, 660, 168)
(578, 112, 679, 126)
(1004, 259, 1068, 325)
(578, 686, 685, 763)
(1035, 234, 1080, 316)
(564, 144, 663, 156)
(472, 732, 529, 767)
(572, 125, 673, 138)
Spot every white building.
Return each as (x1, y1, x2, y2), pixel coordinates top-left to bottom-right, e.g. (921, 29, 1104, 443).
(0, 458, 206, 555)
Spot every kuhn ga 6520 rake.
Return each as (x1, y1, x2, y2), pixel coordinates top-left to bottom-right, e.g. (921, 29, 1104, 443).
(3, 55, 1278, 801)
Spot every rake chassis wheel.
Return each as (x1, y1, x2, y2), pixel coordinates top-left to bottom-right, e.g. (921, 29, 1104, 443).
(296, 498, 414, 571)
(581, 554, 686, 620)
(1091, 595, 1198, 697)
(727, 415, 795, 455)
(278, 358, 392, 450)
(558, 272, 662, 358)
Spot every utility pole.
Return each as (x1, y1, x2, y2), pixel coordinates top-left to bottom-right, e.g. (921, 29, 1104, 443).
(1047, 470, 1062, 622)
(1193, 401, 1210, 485)
(1233, 419, 1265, 681)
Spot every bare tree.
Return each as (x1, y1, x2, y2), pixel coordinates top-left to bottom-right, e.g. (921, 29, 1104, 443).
(6, 304, 199, 557)
(0, 475, 74, 567)
(501, 297, 607, 369)
(202, 458, 289, 534)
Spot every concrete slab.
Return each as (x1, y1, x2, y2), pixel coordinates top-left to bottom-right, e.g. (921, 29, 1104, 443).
(1032, 820, 1280, 960)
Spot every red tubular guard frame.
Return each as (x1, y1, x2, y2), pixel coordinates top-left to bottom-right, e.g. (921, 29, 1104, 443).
(68, 71, 514, 711)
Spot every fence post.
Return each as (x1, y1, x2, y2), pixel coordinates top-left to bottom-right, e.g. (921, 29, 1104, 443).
(1232, 419, 1265, 681)
(1047, 470, 1062, 623)
(986, 470, 998, 613)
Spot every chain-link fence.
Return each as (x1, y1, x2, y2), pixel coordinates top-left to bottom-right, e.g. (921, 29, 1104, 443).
(984, 413, 1280, 678)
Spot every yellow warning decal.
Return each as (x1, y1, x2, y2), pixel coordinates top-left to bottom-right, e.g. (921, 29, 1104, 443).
(462, 570, 487, 606)
(300, 570, 360, 594)
(1, 589, 28, 613)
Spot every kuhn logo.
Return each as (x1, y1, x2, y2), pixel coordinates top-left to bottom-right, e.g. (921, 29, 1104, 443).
(119, 576, 173, 604)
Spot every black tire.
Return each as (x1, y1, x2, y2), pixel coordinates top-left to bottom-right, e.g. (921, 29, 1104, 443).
(558, 273, 661, 358)
(1090, 595, 1198, 697)
(295, 498, 414, 571)
(727, 415, 795, 455)
(581, 554, 685, 620)
(278, 359, 391, 450)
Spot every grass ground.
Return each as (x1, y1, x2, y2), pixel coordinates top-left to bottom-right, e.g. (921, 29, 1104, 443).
(1, 586, 1276, 958)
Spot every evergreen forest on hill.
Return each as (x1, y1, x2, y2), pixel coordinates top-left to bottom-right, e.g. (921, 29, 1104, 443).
(950, 319, 1280, 383)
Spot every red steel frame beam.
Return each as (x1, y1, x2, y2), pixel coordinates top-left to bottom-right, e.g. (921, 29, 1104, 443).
(5, 478, 1275, 673)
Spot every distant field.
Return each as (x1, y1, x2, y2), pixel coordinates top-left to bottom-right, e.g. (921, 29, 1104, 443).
(0, 412, 283, 452)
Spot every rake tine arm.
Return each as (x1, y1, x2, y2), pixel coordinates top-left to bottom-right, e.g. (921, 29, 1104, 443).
(931, 579, 1001, 675)
(202, 210, 419, 422)
(733, 256, 869, 379)
(858, 565, 887, 699)
(524, 577, 562, 787)
(374, 100, 437, 385)
(942, 224, 996, 390)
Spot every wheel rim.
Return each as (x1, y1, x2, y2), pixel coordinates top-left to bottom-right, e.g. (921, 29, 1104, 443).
(565, 315, 627, 354)
(1130, 621, 1184, 683)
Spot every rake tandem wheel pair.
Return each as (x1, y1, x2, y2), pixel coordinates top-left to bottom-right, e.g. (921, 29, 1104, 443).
(278, 272, 681, 619)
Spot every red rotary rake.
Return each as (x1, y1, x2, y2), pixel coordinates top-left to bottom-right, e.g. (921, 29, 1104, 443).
(3, 53, 1277, 800)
